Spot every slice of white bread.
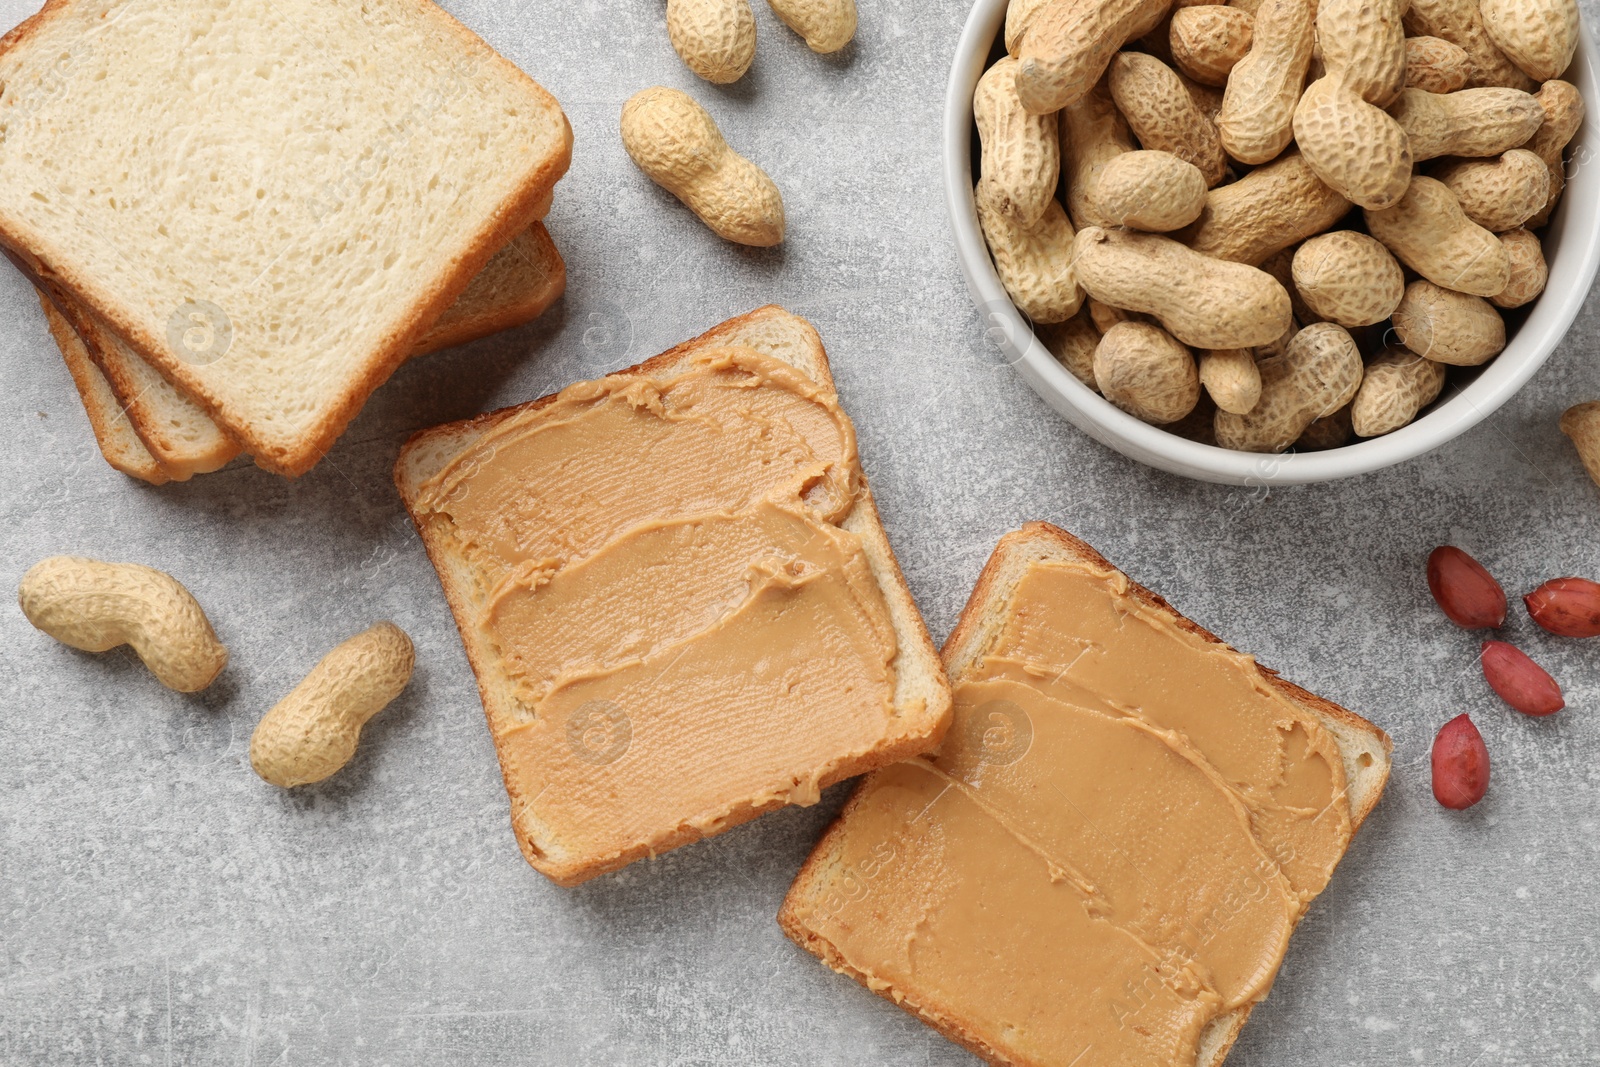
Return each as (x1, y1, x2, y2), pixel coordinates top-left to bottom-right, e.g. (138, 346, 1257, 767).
(394, 306, 954, 885)
(36, 224, 567, 483)
(0, 0, 572, 476)
(779, 521, 1392, 1067)
(38, 291, 169, 485)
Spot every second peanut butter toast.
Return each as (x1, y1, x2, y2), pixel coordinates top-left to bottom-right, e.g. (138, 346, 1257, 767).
(780, 521, 1391, 1067)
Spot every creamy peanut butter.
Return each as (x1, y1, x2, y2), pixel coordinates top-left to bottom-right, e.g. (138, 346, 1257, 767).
(785, 551, 1361, 1065)
(416, 350, 859, 589)
(935, 676, 1299, 1011)
(414, 347, 910, 878)
(979, 559, 1354, 896)
(791, 762, 1225, 1067)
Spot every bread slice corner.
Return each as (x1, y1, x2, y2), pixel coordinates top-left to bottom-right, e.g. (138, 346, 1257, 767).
(780, 520, 1392, 1067)
(38, 289, 170, 486)
(409, 223, 567, 355)
(46, 288, 244, 481)
(395, 305, 953, 885)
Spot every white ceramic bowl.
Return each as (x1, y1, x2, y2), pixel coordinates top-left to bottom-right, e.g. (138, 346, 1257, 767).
(945, 0, 1600, 484)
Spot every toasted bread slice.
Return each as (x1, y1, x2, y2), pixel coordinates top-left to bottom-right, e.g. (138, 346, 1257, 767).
(395, 306, 953, 885)
(38, 291, 169, 485)
(0, 0, 571, 475)
(37, 224, 566, 483)
(780, 521, 1392, 1067)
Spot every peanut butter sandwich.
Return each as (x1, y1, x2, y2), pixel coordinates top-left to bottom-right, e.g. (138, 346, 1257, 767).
(395, 307, 952, 886)
(780, 522, 1391, 1067)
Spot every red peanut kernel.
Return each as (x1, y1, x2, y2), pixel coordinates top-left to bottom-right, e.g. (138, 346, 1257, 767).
(1432, 713, 1490, 810)
(1524, 577, 1600, 638)
(1480, 641, 1564, 717)
(1427, 546, 1507, 629)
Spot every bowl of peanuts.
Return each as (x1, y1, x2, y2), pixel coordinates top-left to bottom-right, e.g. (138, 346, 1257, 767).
(946, 0, 1600, 484)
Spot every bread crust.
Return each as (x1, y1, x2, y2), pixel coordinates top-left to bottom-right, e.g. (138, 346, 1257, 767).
(32, 224, 564, 482)
(779, 520, 1392, 1067)
(0, 0, 573, 476)
(412, 226, 567, 354)
(4, 242, 239, 479)
(37, 288, 171, 485)
(394, 306, 952, 886)
(40, 282, 244, 479)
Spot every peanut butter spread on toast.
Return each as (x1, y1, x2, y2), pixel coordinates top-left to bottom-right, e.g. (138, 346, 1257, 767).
(785, 556, 1357, 1066)
(801, 760, 1226, 1065)
(413, 348, 907, 877)
(982, 559, 1354, 897)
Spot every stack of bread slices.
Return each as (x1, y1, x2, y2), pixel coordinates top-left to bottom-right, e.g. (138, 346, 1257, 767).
(0, 0, 573, 483)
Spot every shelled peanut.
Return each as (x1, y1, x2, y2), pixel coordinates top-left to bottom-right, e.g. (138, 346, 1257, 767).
(976, 0, 1584, 453)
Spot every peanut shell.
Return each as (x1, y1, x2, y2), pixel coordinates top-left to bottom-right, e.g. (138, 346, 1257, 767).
(1351, 347, 1447, 437)
(1216, 0, 1315, 163)
(1094, 150, 1209, 231)
(1402, 0, 1538, 91)
(1108, 52, 1227, 186)
(1391, 280, 1507, 365)
(1292, 75, 1413, 209)
(1094, 321, 1202, 423)
(1198, 348, 1263, 414)
(1433, 150, 1550, 233)
(1072, 226, 1293, 349)
(1183, 150, 1353, 264)
(1365, 177, 1510, 297)
(1214, 321, 1364, 452)
(978, 194, 1085, 323)
(1403, 36, 1472, 94)
(1291, 231, 1405, 327)
(1015, 0, 1172, 112)
(1059, 79, 1137, 229)
(1389, 86, 1545, 162)
(1491, 228, 1548, 309)
(1480, 0, 1579, 82)
(975, 56, 1062, 225)
(1169, 5, 1253, 86)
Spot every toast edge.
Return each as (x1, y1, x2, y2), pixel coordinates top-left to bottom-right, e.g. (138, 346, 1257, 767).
(36, 288, 171, 485)
(52, 287, 243, 479)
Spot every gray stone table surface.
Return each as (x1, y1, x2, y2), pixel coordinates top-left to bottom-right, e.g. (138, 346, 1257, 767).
(3, 1, 1599, 1064)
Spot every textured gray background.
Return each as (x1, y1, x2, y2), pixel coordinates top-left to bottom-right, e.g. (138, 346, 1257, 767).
(2, 1, 1599, 1064)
